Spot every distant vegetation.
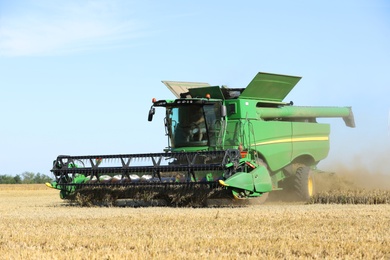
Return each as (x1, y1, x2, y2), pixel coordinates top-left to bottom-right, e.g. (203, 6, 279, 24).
(0, 172, 52, 184)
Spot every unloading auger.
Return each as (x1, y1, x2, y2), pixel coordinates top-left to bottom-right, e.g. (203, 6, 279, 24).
(47, 72, 355, 205)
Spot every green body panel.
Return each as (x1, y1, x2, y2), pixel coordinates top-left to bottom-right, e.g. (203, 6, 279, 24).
(249, 120, 294, 171)
(222, 104, 334, 172)
(224, 172, 255, 192)
(252, 164, 273, 192)
(291, 122, 330, 162)
(250, 120, 330, 171)
(225, 99, 259, 120)
(224, 164, 272, 193)
(224, 119, 293, 171)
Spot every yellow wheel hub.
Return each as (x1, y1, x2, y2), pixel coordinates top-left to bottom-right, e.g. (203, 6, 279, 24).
(308, 175, 314, 196)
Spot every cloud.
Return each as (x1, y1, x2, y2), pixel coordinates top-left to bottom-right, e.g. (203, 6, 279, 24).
(0, 1, 144, 56)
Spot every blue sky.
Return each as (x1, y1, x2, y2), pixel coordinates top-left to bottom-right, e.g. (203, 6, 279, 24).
(0, 0, 389, 176)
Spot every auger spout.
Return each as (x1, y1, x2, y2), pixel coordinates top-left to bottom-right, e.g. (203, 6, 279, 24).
(257, 106, 355, 127)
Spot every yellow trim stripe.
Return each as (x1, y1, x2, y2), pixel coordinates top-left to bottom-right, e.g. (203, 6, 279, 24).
(254, 136, 328, 146)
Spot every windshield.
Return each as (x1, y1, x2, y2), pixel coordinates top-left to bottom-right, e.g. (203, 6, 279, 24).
(167, 103, 222, 148)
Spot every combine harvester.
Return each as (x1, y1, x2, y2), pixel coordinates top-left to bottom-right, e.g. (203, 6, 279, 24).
(46, 72, 355, 206)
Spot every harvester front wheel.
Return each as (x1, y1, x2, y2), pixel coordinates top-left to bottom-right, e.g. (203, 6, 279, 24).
(292, 166, 315, 201)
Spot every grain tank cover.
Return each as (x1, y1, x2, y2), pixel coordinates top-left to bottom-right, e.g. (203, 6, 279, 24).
(162, 81, 210, 98)
(240, 72, 302, 102)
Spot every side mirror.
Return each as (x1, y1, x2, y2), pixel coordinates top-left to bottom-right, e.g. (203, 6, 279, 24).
(148, 107, 155, 122)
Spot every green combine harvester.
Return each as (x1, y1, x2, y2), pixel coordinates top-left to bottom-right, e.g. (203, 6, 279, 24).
(47, 72, 355, 205)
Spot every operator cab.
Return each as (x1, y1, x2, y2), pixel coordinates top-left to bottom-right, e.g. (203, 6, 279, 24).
(149, 98, 224, 149)
(149, 82, 230, 150)
(166, 102, 223, 148)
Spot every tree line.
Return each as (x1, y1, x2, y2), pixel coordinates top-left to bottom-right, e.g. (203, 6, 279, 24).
(0, 172, 53, 184)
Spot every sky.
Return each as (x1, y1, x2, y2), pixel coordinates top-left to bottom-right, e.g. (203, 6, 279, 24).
(0, 0, 389, 177)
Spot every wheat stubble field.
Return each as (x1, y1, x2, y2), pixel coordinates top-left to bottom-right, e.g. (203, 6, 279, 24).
(1, 182, 389, 260)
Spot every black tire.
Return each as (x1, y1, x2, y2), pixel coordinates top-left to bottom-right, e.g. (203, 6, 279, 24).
(291, 166, 315, 201)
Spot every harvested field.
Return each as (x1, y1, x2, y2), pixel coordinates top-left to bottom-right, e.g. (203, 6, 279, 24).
(1, 184, 389, 259)
(310, 189, 390, 204)
(308, 171, 390, 205)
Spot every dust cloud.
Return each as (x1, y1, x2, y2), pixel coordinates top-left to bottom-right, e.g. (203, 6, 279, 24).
(314, 170, 390, 193)
(317, 151, 390, 192)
